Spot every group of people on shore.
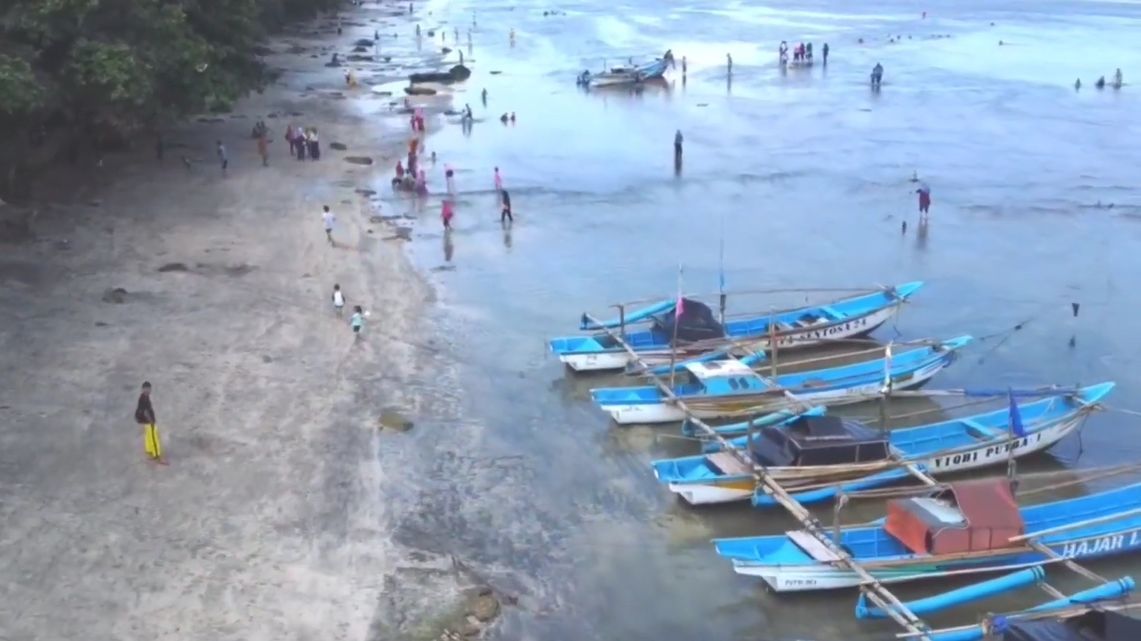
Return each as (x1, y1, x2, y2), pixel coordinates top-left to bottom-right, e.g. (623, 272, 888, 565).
(285, 125, 321, 160)
(1076, 68, 1124, 91)
(779, 41, 828, 66)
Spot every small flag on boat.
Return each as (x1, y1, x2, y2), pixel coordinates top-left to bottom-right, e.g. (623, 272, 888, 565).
(1008, 389, 1026, 438)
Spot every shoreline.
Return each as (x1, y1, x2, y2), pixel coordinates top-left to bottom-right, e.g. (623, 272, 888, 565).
(0, 2, 505, 640)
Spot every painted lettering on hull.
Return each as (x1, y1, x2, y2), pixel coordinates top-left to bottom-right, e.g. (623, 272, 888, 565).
(774, 315, 873, 347)
(930, 432, 1044, 470)
(1061, 531, 1141, 558)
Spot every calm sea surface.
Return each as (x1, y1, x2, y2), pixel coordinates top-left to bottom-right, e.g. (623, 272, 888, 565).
(366, 0, 1141, 638)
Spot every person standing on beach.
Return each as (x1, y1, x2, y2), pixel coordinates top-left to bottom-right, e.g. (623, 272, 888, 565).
(216, 140, 228, 176)
(322, 205, 335, 245)
(445, 163, 456, 194)
(332, 284, 345, 315)
(727, 53, 733, 75)
(441, 198, 455, 230)
(493, 166, 503, 193)
(135, 381, 163, 462)
(916, 183, 932, 222)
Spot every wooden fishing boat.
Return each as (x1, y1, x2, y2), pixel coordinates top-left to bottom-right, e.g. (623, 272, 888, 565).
(549, 282, 923, 372)
(713, 478, 1141, 592)
(651, 383, 1113, 505)
(582, 56, 671, 87)
(590, 335, 971, 425)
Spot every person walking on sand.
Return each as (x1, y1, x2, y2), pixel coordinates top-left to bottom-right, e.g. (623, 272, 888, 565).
(332, 284, 346, 315)
(256, 132, 269, 167)
(216, 140, 228, 176)
(493, 166, 503, 193)
(322, 205, 336, 245)
(500, 188, 513, 224)
(674, 129, 684, 162)
(727, 53, 733, 75)
(445, 163, 456, 194)
(135, 381, 164, 462)
(350, 306, 366, 339)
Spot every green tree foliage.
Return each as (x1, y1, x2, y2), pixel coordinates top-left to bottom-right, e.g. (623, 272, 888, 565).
(0, 0, 341, 143)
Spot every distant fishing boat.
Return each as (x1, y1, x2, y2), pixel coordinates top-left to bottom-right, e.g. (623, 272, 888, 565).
(651, 383, 1113, 505)
(713, 478, 1141, 592)
(578, 50, 675, 87)
(590, 335, 972, 425)
(549, 282, 923, 372)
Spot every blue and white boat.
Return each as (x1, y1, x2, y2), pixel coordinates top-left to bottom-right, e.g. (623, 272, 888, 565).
(651, 383, 1113, 505)
(713, 478, 1141, 592)
(590, 335, 972, 425)
(580, 52, 674, 87)
(550, 282, 923, 372)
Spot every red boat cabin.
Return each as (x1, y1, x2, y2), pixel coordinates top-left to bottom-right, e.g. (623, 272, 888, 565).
(885, 479, 1026, 555)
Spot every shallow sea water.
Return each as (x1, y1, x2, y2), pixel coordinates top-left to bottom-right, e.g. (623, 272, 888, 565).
(370, 0, 1141, 638)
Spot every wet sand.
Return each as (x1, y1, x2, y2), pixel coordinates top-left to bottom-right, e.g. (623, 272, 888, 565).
(0, 4, 505, 641)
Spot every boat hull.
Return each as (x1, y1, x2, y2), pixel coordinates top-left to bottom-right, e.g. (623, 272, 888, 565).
(666, 410, 1086, 505)
(600, 346, 951, 425)
(736, 526, 1141, 591)
(554, 283, 921, 371)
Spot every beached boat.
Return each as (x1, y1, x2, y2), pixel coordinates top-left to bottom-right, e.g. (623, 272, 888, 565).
(590, 335, 971, 425)
(549, 282, 923, 372)
(581, 55, 672, 87)
(651, 383, 1113, 505)
(940, 607, 1141, 641)
(713, 478, 1141, 592)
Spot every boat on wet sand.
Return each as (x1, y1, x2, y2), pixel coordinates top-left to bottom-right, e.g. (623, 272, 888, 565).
(549, 282, 923, 372)
(713, 478, 1141, 592)
(590, 335, 972, 425)
(651, 383, 1114, 505)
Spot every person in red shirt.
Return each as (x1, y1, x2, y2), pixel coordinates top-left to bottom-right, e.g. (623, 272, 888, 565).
(917, 184, 932, 221)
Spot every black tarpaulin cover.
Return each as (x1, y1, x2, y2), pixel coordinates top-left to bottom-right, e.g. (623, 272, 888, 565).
(1003, 610, 1141, 641)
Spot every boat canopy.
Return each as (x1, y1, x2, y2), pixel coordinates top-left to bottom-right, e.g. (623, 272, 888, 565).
(683, 359, 755, 380)
(1002, 610, 1141, 641)
(886, 479, 1025, 555)
(749, 415, 890, 467)
(652, 298, 725, 343)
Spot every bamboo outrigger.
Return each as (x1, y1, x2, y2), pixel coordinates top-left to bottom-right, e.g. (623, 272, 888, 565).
(581, 311, 1135, 641)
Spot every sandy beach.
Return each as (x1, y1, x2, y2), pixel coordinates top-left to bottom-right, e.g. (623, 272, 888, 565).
(0, 4, 504, 641)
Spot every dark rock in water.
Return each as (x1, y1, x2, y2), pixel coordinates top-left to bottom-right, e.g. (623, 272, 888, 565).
(442, 47, 453, 55)
(352, 45, 369, 52)
(377, 409, 414, 432)
(345, 156, 374, 165)
(330, 142, 348, 150)
(427, 29, 436, 36)
(354, 38, 374, 47)
(408, 64, 471, 84)
(101, 288, 129, 304)
(346, 54, 374, 62)
(404, 86, 437, 95)
(157, 262, 189, 273)
(489, 70, 502, 75)
(468, 592, 500, 622)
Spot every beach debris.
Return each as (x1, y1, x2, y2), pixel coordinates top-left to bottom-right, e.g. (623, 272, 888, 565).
(377, 408, 414, 432)
(157, 262, 189, 272)
(346, 54, 374, 62)
(330, 142, 348, 150)
(355, 188, 376, 197)
(354, 38, 374, 47)
(344, 156, 374, 165)
(101, 287, 129, 304)
(489, 70, 502, 75)
(405, 86, 437, 95)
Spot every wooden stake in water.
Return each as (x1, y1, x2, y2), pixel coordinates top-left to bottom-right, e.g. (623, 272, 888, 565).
(768, 309, 778, 379)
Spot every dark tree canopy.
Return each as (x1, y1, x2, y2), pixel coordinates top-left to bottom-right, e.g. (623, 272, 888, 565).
(0, 0, 342, 188)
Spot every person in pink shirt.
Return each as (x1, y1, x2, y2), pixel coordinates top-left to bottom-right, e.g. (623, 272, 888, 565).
(441, 199, 455, 230)
(493, 166, 503, 192)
